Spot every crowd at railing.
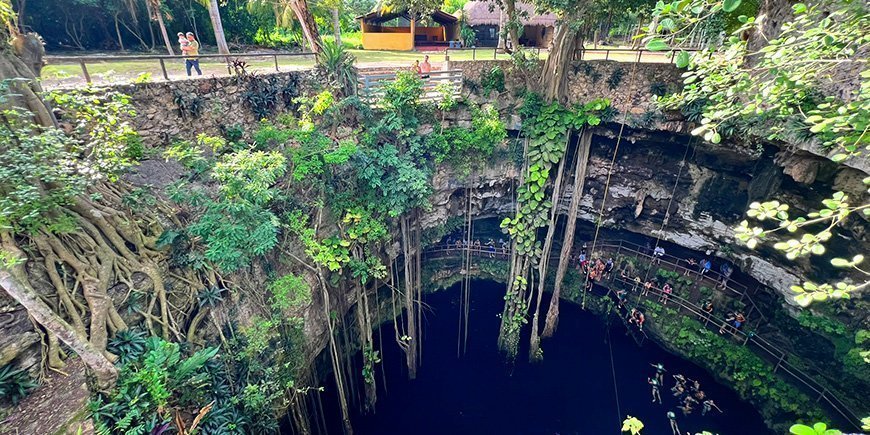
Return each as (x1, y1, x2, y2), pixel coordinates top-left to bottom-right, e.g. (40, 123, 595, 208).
(420, 239, 864, 429)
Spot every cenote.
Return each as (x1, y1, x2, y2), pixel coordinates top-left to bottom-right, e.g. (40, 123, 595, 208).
(3, 4, 868, 433)
(311, 280, 768, 435)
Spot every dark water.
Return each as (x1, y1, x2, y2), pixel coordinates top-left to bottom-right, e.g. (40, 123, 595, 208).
(316, 280, 768, 435)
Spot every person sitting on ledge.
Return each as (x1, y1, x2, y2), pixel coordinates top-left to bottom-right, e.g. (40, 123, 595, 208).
(660, 283, 673, 305)
(684, 258, 697, 275)
(642, 280, 653, 297)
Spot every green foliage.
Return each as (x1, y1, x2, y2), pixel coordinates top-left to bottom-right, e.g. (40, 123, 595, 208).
(252, 119, 294, 149)
(107, 328, 148, 365)
(432, 104, 507, 170)
(789, 422, 842, 435)
(269, 274, 312, 312)
(0, 110, 89, 232)
(48, 89, 141, 178)
(621, 415, 644, 434)
(287, 129, 357, 182)
(650, 0, 868, 158)
(734, 188, 870, 305)
(212, 150, 286, 205)
(459, 22, 477, 47)
(382, 70, 425, 114)
(0, 364, 38, 405)
(316, 40, 358, 96)
(286, 210, 351, 271)
(92, 337, 218, 435)
(501, 98, 611, 255)
(170, 184, 280, 272)
(480, 66, 506, 94)
(163, 139, 208, 172)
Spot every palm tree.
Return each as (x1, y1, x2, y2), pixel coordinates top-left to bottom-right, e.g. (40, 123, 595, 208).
(147, 0, 175, 55)
(200, 0, 230, 54)
(287, 0, 322, 53)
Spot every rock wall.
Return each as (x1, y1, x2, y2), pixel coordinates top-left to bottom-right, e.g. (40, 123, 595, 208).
(425, 127, 869, 305)
(99, 70, 322, 147)
(450, 59, 683, 113)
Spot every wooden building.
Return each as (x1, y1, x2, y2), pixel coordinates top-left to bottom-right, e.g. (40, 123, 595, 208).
(459, 1, 556, 48)
(358, 7, 460, 51)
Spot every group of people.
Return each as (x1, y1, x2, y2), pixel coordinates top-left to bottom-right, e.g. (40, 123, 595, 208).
(411, 55, 433, 78)
(649, 243, 734, 289)
(647, 363, 723, 435)
(572, 245, 615, 292)
(445, 236, 510, 258)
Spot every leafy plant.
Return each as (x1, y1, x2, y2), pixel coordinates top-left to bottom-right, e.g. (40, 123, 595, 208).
(108, 329, 148, 364)
(480, 66, 506, 94)
(268, 274, 311, 312)
(621, 416, 644, 434)
(0, 364, 37, 404)
(316, 40, 358, 96)
(607, 67, 625, 90)
(789, 422, 842, 435)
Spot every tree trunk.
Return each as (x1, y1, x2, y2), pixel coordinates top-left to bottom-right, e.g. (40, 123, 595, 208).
(540, 23, 581, 102)
(206, 0, 230, 54)
(543, 130, 591, 338)
(289, 0, 322, 53)
(528, 136, 569, 361)
(113, 12, 126, 51)
(0, 258, 117, 390)
(332, 6, 341, 46)
(502, 0, 521, 52)
(153, 2, 175, 55)
(144, 0, 156, 50)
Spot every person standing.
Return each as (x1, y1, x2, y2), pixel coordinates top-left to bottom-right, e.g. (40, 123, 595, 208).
(666, 411, 680, 435)
(420, 55, 432, 78)
(182, 32, 202, 76)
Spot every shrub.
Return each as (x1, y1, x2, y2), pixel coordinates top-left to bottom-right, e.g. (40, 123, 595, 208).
(0, 364, 37, 405)
(480, 66, 506, 94)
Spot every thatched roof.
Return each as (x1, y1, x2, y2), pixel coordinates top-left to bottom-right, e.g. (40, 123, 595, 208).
(459, 1, 557, 27)
(357, 7, 458, 25)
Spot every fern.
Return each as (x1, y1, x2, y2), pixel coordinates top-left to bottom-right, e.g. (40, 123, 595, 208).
(173, 347, 219, 381)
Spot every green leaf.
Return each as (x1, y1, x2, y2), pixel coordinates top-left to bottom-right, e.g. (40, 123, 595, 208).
(723, 0, 742, 12)
(646, 39, 670, 51)
(792, 3, 807, 13)
(789, 424, 816, 435)
(830, 258, 849, 267)
(675, 51, 690, 68)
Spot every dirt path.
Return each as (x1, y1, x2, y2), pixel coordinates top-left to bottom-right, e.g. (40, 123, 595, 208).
(1, 357, 92, 435)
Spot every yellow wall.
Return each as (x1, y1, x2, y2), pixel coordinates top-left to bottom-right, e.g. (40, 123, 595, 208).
(415, 27, 445, 42)
(362, 32, 414, 50)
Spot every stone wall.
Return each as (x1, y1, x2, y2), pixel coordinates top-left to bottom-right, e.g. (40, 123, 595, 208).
(450, 59, 683, 113)
(100, 70, 322, 146)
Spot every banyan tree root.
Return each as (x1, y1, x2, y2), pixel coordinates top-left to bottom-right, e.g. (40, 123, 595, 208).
(528, 137, 570, 361)
(543, 130, 592, 338)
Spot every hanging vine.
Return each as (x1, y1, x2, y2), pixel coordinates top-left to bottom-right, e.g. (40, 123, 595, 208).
(498, 98, 611, 360)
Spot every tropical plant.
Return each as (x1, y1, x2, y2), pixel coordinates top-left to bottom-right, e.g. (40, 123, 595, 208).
(0, 363, 37, 404)
(621, 415, 644, 434)
(316, 40, 358, 96)
(789, 422, 842, 435)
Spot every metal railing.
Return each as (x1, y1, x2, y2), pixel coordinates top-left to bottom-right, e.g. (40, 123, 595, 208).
(357, 69, 463, 103)
(44, 51, 315, 85)
(420, 241, 864, 429)
(440, 46, 702, 64)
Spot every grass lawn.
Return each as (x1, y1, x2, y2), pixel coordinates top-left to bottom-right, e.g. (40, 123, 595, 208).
(41, 45, 671, 88)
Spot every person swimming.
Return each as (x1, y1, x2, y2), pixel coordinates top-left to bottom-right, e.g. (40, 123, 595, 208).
(648, 377, 663, 404)
(650, 362, 667, 384)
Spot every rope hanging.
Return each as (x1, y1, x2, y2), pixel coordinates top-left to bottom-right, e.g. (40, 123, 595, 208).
(582, 60, 641, 309)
